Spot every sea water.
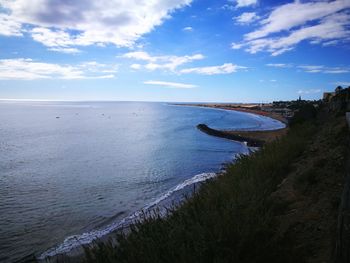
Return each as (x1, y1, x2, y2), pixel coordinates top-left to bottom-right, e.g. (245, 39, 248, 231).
(0, 101, 284, 262)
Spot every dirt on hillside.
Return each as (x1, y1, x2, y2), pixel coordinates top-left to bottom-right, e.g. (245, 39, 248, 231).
(223, 128, 288, 144)
(270, 114, 349, 263)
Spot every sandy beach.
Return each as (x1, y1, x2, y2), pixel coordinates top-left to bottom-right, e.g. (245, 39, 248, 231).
(178, 103, 289, 145)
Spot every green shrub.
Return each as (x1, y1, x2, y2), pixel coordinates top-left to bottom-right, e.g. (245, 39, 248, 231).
(85, 122, 317, 263)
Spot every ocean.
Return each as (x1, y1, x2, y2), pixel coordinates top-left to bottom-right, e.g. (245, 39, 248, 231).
(0, 101, 284, 262)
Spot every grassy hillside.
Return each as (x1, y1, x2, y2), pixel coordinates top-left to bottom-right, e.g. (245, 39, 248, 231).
(85, 103, 349, 263)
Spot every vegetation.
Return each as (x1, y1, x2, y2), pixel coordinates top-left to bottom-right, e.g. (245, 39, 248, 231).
(272, 98, 321, 110)
(84, 99, 349, 263)
(289, 103, 318, 127)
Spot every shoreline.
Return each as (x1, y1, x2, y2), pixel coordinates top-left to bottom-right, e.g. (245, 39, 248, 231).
(25, 94, 349, 262)
(175, 103, 288, 145)
(37, 104, 286, 262)
(86, 98, 349, 262)
(216, 105, 288, 125)
(37, 173, 219, 263)
(197, 124, 265, 147)
(173, 103, 289, 124)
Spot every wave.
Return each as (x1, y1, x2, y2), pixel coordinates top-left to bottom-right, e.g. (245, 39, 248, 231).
(38, 172, 217, 260)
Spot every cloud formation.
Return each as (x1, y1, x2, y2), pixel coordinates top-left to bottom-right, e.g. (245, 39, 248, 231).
(297, 89, 321, 95)
(266, 63, 292, 68)
(232, 0, 350, 55)
(123, 51, 204, 71)
(180, 63, 246, 75)
(143, 80, 197, 89)
(234, 12, 259, 24)
(183, 26, 193, 31)
(235, 0, 258, 8)
(0, 58, 117, 80)
(333, 81, 350, 87)
(0, 0, 192, 51)
(266, 63, 349, 74)
(298, 65, 349, 74)
(0, 14, 22, 36)
(123, 51, 245, 75)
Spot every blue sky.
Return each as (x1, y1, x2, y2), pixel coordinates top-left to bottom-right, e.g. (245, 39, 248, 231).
(0, 0, 349, 102)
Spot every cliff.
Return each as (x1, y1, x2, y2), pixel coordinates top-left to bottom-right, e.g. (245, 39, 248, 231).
(81, 95, 349, 263)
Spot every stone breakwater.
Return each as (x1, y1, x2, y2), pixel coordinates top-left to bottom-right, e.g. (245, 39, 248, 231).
(196, 124, 264, 147)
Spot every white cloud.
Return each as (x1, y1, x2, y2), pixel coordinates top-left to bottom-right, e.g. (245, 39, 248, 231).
(234, 12, 259, 24)
(235, 0, 258, 8)
(30, 27, 79, 48)
(245, 0, 349, 40)
(333, 81, 350, 86)
(322, 40, 340, 46)
(183, 26, 193, 32)
(48, 47, 81, 54)
(231, 42, 244, 49)
(265, 63, 349, 74)
(221, 4, 235, 11)
(266, 63, 292, 68)
(298, 65, 324, 73)
(0, 58, 117, 80)
(180, 63, 246, 75)
(0, 0, 192, 50)
(0, 14, 22, 36)
(123, 52, 245, 76)
(323, 69, 349, 74)
(232, 0, 350, 55)
(123, 51, 156, 61)
(130, 64, 142, 70)
(249, 13, 350, 56)
(297, 89, 321, 95)
(143, 80, 197, 89)
(298, 65, 349, 74)
(122, 51, 204, 71)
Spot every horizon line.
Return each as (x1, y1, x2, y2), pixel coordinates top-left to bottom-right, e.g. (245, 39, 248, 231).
(0, 98, 278, 104)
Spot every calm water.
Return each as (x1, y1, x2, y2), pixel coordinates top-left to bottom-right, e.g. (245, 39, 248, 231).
(0, 101, 284, 262)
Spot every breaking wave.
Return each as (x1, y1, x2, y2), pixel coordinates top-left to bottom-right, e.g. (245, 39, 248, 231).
(38, 172, 217, 260)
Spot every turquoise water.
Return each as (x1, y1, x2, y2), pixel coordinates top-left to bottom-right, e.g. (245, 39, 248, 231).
(0, 101, 284, 262)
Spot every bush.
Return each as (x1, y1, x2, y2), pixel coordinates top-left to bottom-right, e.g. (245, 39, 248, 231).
(85, 122, 317, 263)
(289, 104, 317, 127)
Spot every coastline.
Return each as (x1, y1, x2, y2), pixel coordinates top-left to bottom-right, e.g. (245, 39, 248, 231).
(175, 103, 288, 145)
(173, 103, 289, 124)
(37, 173, 219, 263)
(86, 98, 348, 263)
(217, 105, 288, 124)
(197, 124, 265, 147)
(37, 104, 286, 263)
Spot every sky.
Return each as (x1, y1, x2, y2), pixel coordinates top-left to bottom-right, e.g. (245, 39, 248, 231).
(0, 0, 349, 102)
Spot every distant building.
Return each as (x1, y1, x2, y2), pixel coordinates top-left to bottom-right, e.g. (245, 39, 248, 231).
(335, 86, 343, 94)
(323, 92, 335, 101)
(323, 86, 348, 101)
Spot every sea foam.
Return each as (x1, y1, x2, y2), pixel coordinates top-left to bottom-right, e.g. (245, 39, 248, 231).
(38, 172, 217, 260)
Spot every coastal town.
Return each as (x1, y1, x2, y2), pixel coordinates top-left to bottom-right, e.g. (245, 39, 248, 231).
(184, 85, 350, 124)
(187, 86, 350, 147)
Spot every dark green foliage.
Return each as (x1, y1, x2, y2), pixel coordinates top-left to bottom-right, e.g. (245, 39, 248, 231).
(332, 87, 350, 113)
(289, 103, 317, 126)
(272, 99, 321, 111)
(85, 122, 317, 263)
(296, 168, 318, 190)
(80, 91, 350, 263)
